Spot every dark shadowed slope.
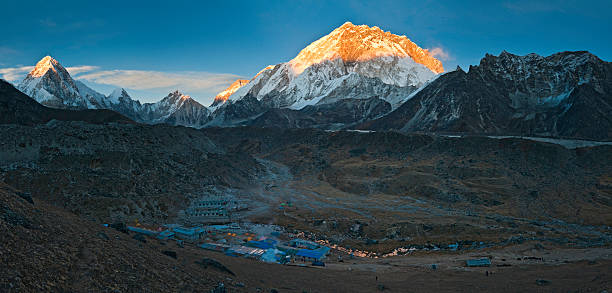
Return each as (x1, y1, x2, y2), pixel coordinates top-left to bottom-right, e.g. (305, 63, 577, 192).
(361, 51, 612, 141)
(0, 79, 132, 126)
(0, 182, 226, 291)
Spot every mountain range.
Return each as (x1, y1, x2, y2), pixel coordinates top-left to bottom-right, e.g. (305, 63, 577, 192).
(1, 79, 131, 126)
(360, 51, 612, 140)
(7, 22, 612, 140)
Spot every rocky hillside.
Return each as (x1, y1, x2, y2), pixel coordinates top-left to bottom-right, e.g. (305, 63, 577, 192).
(0, 182, 229, 292)
(361, 51, 612, 141)
(0, 121, 261, 223)
(203, 127, 612, 227)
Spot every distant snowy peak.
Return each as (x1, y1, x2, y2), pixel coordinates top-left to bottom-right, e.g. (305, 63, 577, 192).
(210, 79, 249, 107)
(141, 90, 210, 127)
(289, 22, 444, 75)
(18, 56, 84, 109)
(160, 90, 191, 106)
(146, 91, 194, 116)
(108, 88, 131, 104)
(15, 56, 213, 128)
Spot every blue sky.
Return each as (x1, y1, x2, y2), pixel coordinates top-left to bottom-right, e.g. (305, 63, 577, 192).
(1, 0, 610, 105)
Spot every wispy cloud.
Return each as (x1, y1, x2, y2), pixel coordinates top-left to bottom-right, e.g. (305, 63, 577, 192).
(0, 66, 33, 82)
(428, 47, 452, 61)
(0, 65, 101, 82)
(66, 65, 100, 75)
(75, 70, 242, 94)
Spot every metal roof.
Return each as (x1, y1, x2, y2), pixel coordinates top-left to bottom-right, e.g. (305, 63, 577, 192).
(157, 230, 175, 238)
(127, 226, 158, 236)
(466, 258, 491, 267)
(247, 240, 277, 249)
(296, 247, 330, 259)
(173, 226, 204, 235)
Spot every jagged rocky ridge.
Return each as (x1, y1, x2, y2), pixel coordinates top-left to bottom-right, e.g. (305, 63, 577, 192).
(361, 51, 612, 141)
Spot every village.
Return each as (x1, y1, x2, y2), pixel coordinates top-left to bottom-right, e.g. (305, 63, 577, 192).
(101, 193, 507, 270)
(107, 195, 333, 267)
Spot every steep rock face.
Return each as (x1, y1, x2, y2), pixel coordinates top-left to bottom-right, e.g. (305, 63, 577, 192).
(210, 22, 442, 126)
(362, 51, 612, 140)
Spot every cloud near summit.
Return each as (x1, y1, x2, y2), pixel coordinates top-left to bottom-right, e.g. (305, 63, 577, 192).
(428, 47, 451, 61)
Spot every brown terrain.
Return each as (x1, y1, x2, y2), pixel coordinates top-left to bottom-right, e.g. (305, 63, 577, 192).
(0, 81, 611, 291)
(2, 180, 610, 292)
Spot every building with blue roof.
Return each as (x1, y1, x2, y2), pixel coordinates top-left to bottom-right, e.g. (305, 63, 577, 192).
(127, 226, 158, 236)
(172, 226, 205, 241)
(157, 230, 175, 240)
(295, 246, 330, 262)
(289, 239, 320, 250)
(247, 239, 277, 250)
(466, 258, 491, 267)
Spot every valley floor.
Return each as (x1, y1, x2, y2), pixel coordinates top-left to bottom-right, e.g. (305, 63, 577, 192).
(154, 239, 612, 292)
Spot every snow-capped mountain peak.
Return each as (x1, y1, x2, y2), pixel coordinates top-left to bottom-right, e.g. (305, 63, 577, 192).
(108, 88, 131, 104)
(218, 22, 444, 116)
(166, 90, 191, 102)
(30, 56, 64, 77)
(140, 90, 211, 127)
(288, 22, 444, 75)
(18, 56, 85, 109)
(151, 90, 192, 111)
